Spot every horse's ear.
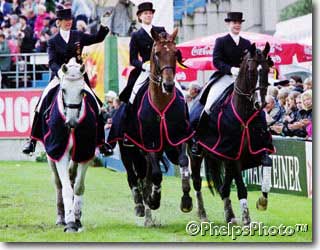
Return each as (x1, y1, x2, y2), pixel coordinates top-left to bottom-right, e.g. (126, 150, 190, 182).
(80, 64, 85, 75)
(170, 28, 178, 41)
(176, 49, 188, 69)
(151, 28, 160, 41)
(249, 43, 256, 57)
(263, 42, 270, 57)
(62, 64, 68, 73)
(267, 56, 274, 67)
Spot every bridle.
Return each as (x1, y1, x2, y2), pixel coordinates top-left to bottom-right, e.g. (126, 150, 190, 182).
(149, 42, 177, 87)
(234, 55, 269, 104)
(60, 75, 84, 115)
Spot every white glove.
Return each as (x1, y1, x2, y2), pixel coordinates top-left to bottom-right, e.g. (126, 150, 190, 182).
(100, 10, 113, 28)
(231, 67, 240, 76)
(142, 61, 151, 72)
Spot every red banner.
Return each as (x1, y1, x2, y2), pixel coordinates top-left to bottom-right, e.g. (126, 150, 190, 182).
(0, 90, 41, 138)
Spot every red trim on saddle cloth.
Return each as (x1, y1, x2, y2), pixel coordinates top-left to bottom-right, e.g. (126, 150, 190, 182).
(198, 93, 275, 160)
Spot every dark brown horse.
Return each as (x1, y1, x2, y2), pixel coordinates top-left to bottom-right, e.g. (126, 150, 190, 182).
(188, 42, 274, 225)
(137, 28, 194, 226)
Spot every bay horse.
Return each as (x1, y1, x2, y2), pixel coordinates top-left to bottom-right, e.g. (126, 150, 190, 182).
(37, 58, 101, 232)
(119, 28, 196, 226)
(188, 43, 274, 225)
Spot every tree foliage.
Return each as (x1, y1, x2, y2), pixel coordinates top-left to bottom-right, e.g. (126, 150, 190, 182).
(280, 0, 312, 21)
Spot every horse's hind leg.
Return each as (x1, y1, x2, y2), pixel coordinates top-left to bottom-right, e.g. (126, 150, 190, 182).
(119, 144, 145, 217)
(48, 160, 65, 226)
(73, 162, 89, 230)
(233, 161, 250, 225)
(221, 161, 236, 224)
(178, 144, 193, 213)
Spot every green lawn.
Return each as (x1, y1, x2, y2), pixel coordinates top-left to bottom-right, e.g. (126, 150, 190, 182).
(0, 161, 312, 242)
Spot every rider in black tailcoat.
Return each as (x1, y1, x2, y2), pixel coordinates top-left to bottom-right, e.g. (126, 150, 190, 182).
(119, 2, 165, 103)
(22, 6, 113, 155)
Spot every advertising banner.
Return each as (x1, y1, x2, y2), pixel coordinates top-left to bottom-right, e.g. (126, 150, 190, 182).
(243, 138, 310, 197)
(0, 90, 41, 138)
(82, 41, 106, 101)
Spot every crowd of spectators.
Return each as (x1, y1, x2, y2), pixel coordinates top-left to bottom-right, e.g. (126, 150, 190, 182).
(265, 75, 312, 140)
(0, 0, 97, 72)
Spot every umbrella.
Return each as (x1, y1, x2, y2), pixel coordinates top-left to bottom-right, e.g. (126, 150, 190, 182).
(177, 32, 312, 70)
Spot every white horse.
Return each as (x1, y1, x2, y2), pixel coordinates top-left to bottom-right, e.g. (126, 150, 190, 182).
(45, 58, 99, 232)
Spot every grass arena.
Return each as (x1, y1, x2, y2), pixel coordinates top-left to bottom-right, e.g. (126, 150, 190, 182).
(0, 161, 312, 242)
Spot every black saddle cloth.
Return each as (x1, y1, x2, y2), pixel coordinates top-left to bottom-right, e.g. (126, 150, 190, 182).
(196, 94, 275, 169)
(123, 81, 194, 152)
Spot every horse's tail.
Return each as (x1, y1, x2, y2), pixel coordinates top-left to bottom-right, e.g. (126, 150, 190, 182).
(204, 157, 224, 197)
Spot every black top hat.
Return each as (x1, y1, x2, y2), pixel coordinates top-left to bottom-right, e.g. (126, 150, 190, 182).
(224, 12, 245, 22)
(56, 7, 73, 20)
(136, 2, 155, 16)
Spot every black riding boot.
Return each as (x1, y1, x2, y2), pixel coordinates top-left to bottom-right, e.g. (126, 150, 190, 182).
(191, 112, 210, 156)
(22, 112, 40, 155)
(122, 103, 134, 147)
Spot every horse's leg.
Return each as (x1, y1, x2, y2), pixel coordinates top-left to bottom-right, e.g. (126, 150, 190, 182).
(178, 143, 193, 213)
(233, 161, 251, 225)
(189, 148, 207, 221)
(119, 144, 145, 217)
(55, 155, 78, 232)
(48, 159, 65, 226)
(221, 161, 236, 224)
(146, 152, 162, 211)
(257, 153, 272, 210)
(73, 161, 89, 231)
(142, 154, 154, 227)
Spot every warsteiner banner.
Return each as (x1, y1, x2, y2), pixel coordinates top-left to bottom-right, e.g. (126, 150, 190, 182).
(243, 138, 311, 197)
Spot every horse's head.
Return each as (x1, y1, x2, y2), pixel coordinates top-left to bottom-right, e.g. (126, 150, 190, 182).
(59, 58, 86, 129)
(150, 28, 183, 94)
(236, 42, 273, 110)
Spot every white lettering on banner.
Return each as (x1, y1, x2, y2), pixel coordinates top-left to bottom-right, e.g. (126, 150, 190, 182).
(0, 98, 5, 130)
(244, 155, 302, 192)
(6, 98, 14, 131)
(270, 55, 282, 64)
(0, 95, 40, 134)
(176, 72, 186, 81)
(15, 97, 29, 133)
(191, 45, 213, 56)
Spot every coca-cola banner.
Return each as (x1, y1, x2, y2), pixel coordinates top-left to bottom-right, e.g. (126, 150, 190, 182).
(177, 32, 312, 70)
(0, 90, 41, 138)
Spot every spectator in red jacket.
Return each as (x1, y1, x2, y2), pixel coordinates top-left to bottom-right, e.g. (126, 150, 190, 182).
(34, 4, 49, 39)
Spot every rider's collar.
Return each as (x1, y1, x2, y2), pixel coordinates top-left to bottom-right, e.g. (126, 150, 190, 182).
(141, 23, 153, 37)
(60, 29, 71, 43)
(229, 32, 240, 46)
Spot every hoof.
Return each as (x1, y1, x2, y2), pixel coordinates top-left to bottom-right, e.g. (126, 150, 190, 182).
(148, 192, 161, 210)
(256, 196, 268, 211)
(75, 219, 82, 229)
(64, 222, 78, 233)
(242, 209, 251, 226)
(135, 203, 145, 217)
(180, 194, 193, 213)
